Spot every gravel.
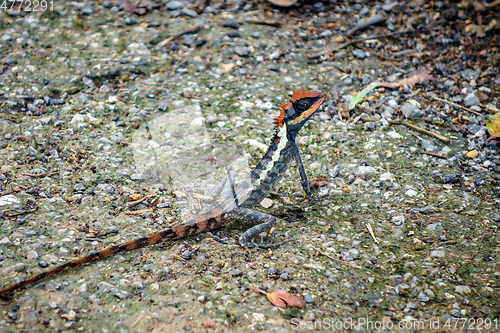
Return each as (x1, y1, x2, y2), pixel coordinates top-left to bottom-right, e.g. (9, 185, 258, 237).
(0, 2, 499, 332)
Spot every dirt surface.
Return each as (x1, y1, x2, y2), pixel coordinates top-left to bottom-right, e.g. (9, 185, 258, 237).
(0, 0, 500, 332)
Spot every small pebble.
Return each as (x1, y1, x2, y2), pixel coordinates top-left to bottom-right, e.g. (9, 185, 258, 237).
(74, 183, 86, 192)
(442, 174, 461, 184)
(181, 250, 192, 260)
(165, 1, 183, 10)
(223, 19, 241, 29)
(352, 49, 366, 59)
(234, 46, 250, 57)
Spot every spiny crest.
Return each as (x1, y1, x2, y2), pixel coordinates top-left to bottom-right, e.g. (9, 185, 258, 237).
(273, 102, 288, 128)
(290, 88, 322, 102)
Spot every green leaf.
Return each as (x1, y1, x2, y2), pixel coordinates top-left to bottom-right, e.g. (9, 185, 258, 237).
(486, 112, 500, 136)
(349, 84, 379, 110)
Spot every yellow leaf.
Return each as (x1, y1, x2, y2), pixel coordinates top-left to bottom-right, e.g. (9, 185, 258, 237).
(129, 194, 141, 201)
(485, 19, 497, 33)
(486, 113, 500, 136)
(466, 150, 478, 158)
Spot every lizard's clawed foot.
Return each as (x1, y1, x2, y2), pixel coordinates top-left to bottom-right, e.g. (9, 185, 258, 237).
(239, 237, 294, 249)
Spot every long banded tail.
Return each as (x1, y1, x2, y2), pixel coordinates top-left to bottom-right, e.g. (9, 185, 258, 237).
(0, 207, 226, 299)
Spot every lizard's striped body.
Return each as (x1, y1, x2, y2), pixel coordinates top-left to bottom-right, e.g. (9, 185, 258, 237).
(0, 89, 325, 299)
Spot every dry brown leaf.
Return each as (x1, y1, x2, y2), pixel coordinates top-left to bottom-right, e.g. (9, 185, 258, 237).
(201, 319, 216, 328)
(110, 0, 159, 15)
(309, 176, 330, 188)
(379, 68, 433, 88)
(251, 287, 304, 309)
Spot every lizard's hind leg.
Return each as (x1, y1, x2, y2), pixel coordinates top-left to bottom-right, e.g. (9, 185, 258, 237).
(228, 208, 293, 248)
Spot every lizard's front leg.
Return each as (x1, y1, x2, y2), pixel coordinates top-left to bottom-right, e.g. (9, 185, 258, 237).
(291, 143, 320, 200)
(227, 208, 292, 248)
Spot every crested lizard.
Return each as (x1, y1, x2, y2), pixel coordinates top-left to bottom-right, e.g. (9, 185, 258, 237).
(0, 88, 325, 299)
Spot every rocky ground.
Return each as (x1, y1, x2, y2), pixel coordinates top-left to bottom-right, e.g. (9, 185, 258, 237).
(0, 0, 500, 332)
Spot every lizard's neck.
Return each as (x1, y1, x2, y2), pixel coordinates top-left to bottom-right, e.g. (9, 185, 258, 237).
(221, 125, 294, 210)
(251, 125, 291, 188)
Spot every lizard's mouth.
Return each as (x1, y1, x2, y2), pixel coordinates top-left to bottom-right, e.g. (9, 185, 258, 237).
(289, 93, 326, 125)
(306, 93, 326, 118)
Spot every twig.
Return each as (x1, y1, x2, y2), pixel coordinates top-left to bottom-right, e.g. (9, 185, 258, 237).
(388, 120, 450, 143)
(21, 172, 58, 178)
(173, 191, 214, 201)
(422, 151, 448, 158)
(391, 49, 419, 57)
(0, 191, 13, 197)
(126, 193, 158, 208)
(356, 45, 402, 64)
(95, 230, 119, 238)
(346, 14, 387, 37)
(310, 245, 362, 269)
(308, 28, 437, 59)
(247, 18, 282, 27)
(410, 118, 445, 126)
(3, 208, 37, 217)
(360, 116, 378, 122)
(487, 134, 500, 143)
(124, 208, 153, 215)
(171, 59, 187, 73)
(157, 24, 202, 48)
(131, 315, 143, 328)
(366, 223, 379, 244)
(428, 96, 483, 116)
(408, 130, 425, 141)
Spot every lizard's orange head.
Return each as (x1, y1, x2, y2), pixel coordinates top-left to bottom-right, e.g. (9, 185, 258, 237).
(275, 89, 325, 133)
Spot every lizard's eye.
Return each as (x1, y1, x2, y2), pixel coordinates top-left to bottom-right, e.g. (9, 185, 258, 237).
(296, 98, 310, 111)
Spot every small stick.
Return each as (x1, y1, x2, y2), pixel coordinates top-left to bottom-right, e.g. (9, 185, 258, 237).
(172, 254, 187, 261)
(21, 172, 58, 178)
(429, 96, 483, 116)
(388, 120, 450, 143)
(346, 14, 386, 37)
(95, 230, 119, 238)
(308, 28, 436, 59)
(124, 208, 153, 215)
(391, 49, 419, 57)
(131, 315, 143, 328)
(356, 45, 402, 64)
(4, 208, 37, 217)
(410, 118, 445, 126)
(126, 193, 157, 208)
(173, 191, 214, 201)
(157, 24, 201, 48)
(422, 151, 448, 159)
(310, 245, 362, 269)
(408, 130, 425, 141)
(366, 223, 379, 244)
(487, 134, 500, 143)
(247, 18, 282, 27)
